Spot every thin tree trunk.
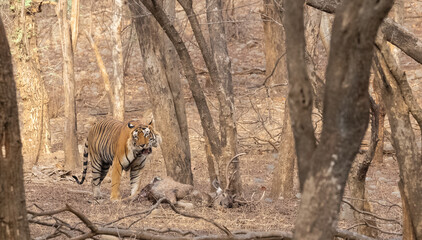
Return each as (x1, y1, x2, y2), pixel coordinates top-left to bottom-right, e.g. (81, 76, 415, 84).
(57, 0, 80, 170)
(283, 0, 393, 239)
(0, 15, 30, 240)
(129, 0, 193, 184)
(85, 31, 114, 114)
(111, 0, 125, 121)
(163, 0, 191, 162)
(372, 74, 386, 164)
(176, 0, 240, 194)
(206, 0, 240, 194)
(70, 0, 80, 51)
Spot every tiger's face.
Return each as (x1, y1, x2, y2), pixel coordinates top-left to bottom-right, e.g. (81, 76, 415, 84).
(128, 121, 161, 155)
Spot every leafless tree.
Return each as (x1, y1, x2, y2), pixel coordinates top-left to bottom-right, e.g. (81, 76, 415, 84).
(206, 0, 240, 193)
(283, 1, 393, 240)
(0, 15, 30, 240)
(129, 0, 193, 184)
(132, 0, 242, 194)
(56, 0, 80, 170)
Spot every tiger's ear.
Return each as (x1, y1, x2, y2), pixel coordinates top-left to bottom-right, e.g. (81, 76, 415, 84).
(128, 122, 135, 129)
(148, 119, 154, 127)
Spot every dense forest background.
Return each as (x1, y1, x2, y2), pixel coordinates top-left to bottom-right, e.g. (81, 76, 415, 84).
(1, 0, 422, 239)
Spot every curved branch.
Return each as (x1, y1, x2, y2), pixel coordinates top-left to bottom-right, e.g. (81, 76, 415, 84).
(306, 0, 422, 65)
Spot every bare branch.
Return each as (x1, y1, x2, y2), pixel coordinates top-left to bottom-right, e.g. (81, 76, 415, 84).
(306, 0, 422, 65)
(342, 200, 402, 226)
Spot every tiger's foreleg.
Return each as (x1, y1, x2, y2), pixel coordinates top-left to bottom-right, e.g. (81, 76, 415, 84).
(129, 155, 148, 198)
(110, 157, 123, 201)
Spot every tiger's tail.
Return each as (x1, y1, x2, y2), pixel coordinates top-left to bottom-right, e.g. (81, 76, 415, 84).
(72, 139, 89, 185)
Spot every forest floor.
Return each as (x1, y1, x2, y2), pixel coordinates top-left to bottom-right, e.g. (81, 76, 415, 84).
(15, 0, 422, 239)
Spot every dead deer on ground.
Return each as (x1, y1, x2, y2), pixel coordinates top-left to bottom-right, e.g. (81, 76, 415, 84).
(136, 153, 246, 208)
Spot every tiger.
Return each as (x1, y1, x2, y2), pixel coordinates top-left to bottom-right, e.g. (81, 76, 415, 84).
(72, 118, 161, 201)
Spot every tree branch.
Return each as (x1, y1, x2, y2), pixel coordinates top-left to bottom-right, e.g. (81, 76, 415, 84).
(306, 0, 422, 65)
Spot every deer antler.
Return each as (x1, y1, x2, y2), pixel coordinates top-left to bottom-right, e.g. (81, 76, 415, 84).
(224, 153, 246, 191)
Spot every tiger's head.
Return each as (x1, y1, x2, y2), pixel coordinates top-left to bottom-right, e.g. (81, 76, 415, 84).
(127, 120, 161, 155)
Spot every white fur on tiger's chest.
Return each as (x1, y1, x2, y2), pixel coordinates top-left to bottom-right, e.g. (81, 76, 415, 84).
(121, 137, 137, 169)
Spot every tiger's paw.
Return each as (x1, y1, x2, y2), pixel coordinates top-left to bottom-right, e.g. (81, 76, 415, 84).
(110, 194, 122, 202)
(93, 188, 105, 200)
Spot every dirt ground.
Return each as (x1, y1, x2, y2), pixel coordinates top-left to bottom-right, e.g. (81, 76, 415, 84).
(16, 0, 422, 239)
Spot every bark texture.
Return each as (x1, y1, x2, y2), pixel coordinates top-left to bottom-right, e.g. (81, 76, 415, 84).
(129, 0, 193, 184)
(57, 0, 80, 170)
(10, 0, 51, 163)
(283, 0, 393, 239)
(0, 15, 30, 240)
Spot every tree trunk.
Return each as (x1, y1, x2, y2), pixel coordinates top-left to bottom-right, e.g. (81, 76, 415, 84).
(163, 0, 191, 162)
(0, 15, 30, 240)
(111, 0, 125, 121)
(399, 180, 417, 240)
(270, 102, 294, 199)
(129, 0, 193, 185)
(138, 0, 223, 174)
(374, 39, 422, 239)
(283, 0, 393, 239)
(9, 0, 51, 164)
(372, 74, 386, 164)
(70, 0, 80, 51)
(261, 0, 287, 89)
(85, 31, 114, 115)
(206, 0, 240, 194)
(57, 0, 80, 170)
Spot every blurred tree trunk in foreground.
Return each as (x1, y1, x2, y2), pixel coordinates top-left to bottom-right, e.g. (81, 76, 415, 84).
(283, 0, 393, 239)
(9, 0, 51, 164)
(129, 0, 193, 184)
(111, 0, 125, 121)
(0, 15, 30, 240)
(57, 0, 80, 170)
